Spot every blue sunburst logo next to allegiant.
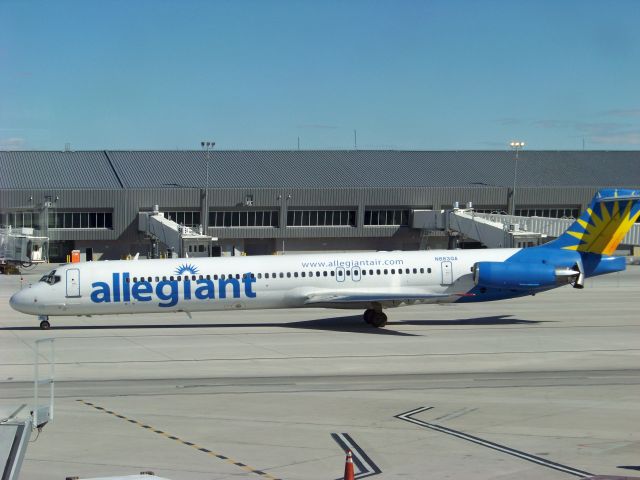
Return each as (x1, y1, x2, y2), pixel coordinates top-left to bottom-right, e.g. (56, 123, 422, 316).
(90, 264, 257, 308)
(175, 263, 199, 275)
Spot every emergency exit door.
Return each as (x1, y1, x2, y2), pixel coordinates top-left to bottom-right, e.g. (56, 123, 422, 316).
(66, 268, 81, 297)
(441, 261, 453, 285)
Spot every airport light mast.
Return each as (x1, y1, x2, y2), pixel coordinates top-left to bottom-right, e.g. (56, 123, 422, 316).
(509, 140, 525, 216)
(201, 141, 215, 234)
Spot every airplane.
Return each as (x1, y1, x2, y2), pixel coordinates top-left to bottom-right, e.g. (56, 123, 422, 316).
(9, 188, 640, 330)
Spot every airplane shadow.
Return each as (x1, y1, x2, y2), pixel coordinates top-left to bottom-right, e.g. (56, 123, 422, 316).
(388, 316, 546, 327)
(0, 314, 543, 336)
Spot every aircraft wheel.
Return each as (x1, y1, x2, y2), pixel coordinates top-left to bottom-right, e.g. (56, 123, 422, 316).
(39, 318, 50, 330)
(363, 309, 375, 324)
(371, 311, 388, 328)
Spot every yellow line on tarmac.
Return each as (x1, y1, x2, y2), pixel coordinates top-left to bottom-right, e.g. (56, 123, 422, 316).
(77, 399, 281, 480)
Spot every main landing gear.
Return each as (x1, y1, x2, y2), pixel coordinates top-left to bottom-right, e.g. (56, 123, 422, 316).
(38, 315, 50, 330)
(363, 308, 388, 328)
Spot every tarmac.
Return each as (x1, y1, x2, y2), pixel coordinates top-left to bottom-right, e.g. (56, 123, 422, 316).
(0, 265, 639, 479)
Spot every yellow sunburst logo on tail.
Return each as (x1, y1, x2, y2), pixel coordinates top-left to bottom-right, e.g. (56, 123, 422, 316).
(563, 199, 640, 255)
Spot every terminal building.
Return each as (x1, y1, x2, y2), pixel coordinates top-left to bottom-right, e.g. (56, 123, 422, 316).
(1, 150, 639, 261)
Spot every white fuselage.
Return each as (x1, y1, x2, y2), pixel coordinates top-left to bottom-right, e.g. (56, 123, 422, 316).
(10, 249, 520, 318)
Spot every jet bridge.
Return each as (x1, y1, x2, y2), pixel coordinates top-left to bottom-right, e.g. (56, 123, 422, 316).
(0, 227, 49, 270)
(138, 207, 217, 258)
(412, 206, 640, 249)
(412, 206, 544, 248)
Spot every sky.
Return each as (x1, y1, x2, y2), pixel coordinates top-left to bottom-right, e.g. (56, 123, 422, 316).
(1, 0, 640, 151)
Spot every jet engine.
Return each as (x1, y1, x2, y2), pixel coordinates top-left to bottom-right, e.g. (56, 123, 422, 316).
(473, 262, 579, 290)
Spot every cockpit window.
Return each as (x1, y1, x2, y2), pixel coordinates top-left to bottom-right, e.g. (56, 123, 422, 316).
(39, 270, 61, 285)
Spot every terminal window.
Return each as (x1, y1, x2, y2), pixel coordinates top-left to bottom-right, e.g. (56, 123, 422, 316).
(515, 207, 580, 218)
(364, 209, 410, 226)
(165, 211, 200, 227)
(50, 211, 113, 229)
(5, 212, 39, 229)
(286, 210, 356, 227)
(209, 210, 279, 227)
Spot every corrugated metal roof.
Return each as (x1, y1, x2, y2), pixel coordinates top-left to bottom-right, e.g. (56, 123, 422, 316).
(0, 151, 122, 189)
(1, 150, 639, 189)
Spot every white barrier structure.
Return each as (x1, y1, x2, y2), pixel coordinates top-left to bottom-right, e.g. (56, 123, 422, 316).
(0, 227, 49, 267)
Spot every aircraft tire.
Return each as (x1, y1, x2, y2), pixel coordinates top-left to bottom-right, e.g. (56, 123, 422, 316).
(39, 319, 50, 330)
(363, 309, 375, 324)
(371, 311, 387, 328)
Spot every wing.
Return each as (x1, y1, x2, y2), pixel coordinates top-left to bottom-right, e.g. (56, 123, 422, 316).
(303, 291, 451, 305)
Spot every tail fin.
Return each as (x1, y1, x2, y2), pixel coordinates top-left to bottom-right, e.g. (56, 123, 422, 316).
(549, 188, 640, 255)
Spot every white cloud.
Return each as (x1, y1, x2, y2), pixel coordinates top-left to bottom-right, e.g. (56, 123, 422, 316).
(0, 137, 26, 150)
(601, 108, 640, 117)
(589, 131, 640, 145)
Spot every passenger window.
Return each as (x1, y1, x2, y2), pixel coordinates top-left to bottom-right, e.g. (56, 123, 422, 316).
(213, 274, 218, 280)
(376, 269, 381, 275)
(257, 273, 262, 279)
(294, 272, 298, 278)
(427, 268, 432, 273)
(170, 276, 174, 281)
(384, 269, 388, 274)
(279, 273, 284, 278)
(265, 273, 270, 279)
(420, 268, 425, 274)
(412, 268, 417, 274)
(287, 272, 291, 278)
(391, 269, 395, 274)
(156, 276, 160, 282)
(177, 276, 181, 281)
(133, 277, 137, 282)
(126, 277, 131, 283)
(346, 270, 351, 276)
(398, 269, 402, 275)
(330, 271, 335, 276)
(235, 274, 240, 279)
(316, 271, 320, 277)
(323, 271, 328, 277)
(369, 269, 374, 275)
(301, 272, 306, 277)
(361, 270, 366, 276)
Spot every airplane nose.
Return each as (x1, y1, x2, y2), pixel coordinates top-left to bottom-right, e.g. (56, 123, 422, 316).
(9, 289, 34, 314)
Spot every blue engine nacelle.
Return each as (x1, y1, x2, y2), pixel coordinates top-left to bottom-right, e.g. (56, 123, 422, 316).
(473, 262, 558, 290)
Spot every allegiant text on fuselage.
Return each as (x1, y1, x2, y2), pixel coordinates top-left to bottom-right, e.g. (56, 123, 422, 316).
(90, 272, 257, 307)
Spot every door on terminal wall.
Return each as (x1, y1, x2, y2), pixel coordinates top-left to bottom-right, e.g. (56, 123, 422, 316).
(441, 261, 453, 285)
(244, 240, 275, 256)
(86, 248, 93, 262)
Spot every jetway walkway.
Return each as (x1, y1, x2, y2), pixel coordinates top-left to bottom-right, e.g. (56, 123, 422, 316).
(412, 208, 640, 249)
(0, 227, 48, 270)
(138, 208, 217, 258)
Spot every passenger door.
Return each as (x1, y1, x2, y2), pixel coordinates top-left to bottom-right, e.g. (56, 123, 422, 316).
(66, 268, 81, 297)
(441, 261, 453, 285)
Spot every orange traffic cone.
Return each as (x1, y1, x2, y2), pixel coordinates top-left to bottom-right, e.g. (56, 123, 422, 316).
(343, 450, 355, 480)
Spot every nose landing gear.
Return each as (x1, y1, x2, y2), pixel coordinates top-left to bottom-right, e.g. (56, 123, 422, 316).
(38, 315, 50, 330)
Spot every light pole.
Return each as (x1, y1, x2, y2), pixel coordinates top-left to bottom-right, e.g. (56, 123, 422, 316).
(509, 141, 525, 216)
(200, 141, 215, 234)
